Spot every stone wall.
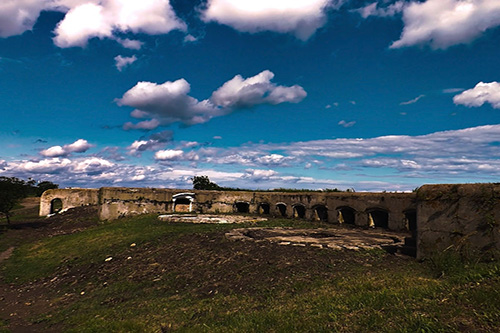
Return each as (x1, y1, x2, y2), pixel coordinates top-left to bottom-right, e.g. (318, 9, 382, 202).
(417, 184, 500, 260)
(38, 183, 500, 259)
(96, 187, 416, 231)
(39, 188, 99, 216)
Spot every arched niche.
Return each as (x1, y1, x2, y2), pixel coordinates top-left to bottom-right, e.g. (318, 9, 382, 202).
(367, 208, 389, 229)
(235, 201, 250, 213)
(313, 205, 328, 222)
(336, 206, 356, 225)
(173, 193, 195, 213)
(293, 204, 306, 218)
(50, 198, 63, 214)
(276, 203, 287, 217)
(258, 203, 270, 214)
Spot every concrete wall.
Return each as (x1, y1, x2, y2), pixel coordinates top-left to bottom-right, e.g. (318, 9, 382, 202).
(96, 187, 416, 231)
(38, 183, 500, 259)
(417, 184, 500, 260)
(39, 188, 99, 216)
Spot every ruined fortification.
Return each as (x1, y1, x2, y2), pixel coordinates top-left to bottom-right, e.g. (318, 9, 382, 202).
(40, 184, 500, 260)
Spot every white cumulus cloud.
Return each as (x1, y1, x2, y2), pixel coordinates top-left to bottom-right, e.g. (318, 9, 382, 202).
(0, 0, 46, 38)
(154, 149, 200, 162)
(392, 0, 500, 49)
(243, 169, 278, 181)
(40, 139, 94, 157)
(453, 82, 500, 108)
(201, 0, 336, 41)
(117, 79, 219, 128)
(211, 70, 307, 108)
(118, 70, 307, 129)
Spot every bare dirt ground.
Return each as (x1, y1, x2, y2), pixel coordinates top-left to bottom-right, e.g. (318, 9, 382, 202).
(0, 202, 100, 332)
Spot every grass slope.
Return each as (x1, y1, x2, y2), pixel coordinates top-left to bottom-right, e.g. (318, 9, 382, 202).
(1, 203, 499, 332)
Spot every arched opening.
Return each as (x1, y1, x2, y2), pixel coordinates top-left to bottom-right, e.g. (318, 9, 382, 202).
(235, 202, 250, 213)
(174, 198, 191, 212)
(276, 203, 287, 217)
(50, 198, 63, 214)
(258, 203, 270, 214)
(313, 205, 328, 222)
(404, 209, 417, 232)
(337, 206, 356, 225)
(293, 204, 306, 218)
(368, 209, 389, 229)
(173, 193, 195, 213)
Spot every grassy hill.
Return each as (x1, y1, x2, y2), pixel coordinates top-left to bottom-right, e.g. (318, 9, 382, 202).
(0, 198, 499, 332)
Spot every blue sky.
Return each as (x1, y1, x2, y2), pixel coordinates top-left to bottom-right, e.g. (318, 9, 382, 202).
(1, 0, 500, 191)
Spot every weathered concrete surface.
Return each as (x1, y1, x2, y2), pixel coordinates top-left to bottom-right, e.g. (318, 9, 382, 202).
(158, 214, 267, 224)
(225, 227, 406, 251)
(38, 183, 500, 259)
(417, 184, 500, 260)
(96, 188, 416, 231)
(39, 189, 98, 216)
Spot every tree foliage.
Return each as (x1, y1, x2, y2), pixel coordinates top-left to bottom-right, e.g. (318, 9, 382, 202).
(191, 176, 221, 190)
(0, 177, 58, 224)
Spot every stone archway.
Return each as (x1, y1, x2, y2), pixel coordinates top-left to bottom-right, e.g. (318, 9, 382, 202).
(173, 193, 195, 213)
(276, 203, 287, 217)
(313, 205, 328, 222)
(258, 203, 270, 214)
(367, 208, 389, 228)
(293, 204, 306, 218)
(235, 201, 250, 213)
(337, 206, 356, 225)
(50, 198, 63, 214)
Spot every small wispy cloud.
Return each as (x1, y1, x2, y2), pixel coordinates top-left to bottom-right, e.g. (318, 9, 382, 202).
(338, 120, 356, 128)
(400, 94, 425, 105)
(115, 55, 137, 72)
(442, 88, 464, 94)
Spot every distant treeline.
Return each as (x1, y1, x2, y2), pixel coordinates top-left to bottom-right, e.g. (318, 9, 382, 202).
(0, 177, 58, 197)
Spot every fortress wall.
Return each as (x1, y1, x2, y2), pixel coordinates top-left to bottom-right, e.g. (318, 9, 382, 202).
(39, 187, 416, 232)
(98, 187, 178, 220)
(96, 188, 416, 231)
(416, 184, 500, 260)
(38, 183, 500, 259)
(39, 188, 99, 216)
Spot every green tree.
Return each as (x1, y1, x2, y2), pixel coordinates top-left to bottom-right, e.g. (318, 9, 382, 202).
(0, 177, 28, 224)
(191, 176, 221, 190)
(36, 181, 59, 196)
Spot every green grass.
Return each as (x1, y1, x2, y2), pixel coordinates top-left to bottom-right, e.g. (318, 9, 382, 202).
(2, 212, 500, 332)
(1, 214, 232, 283)
(43, 261, 499, 332)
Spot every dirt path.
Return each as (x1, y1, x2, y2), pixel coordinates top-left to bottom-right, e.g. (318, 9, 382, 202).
(0, 247, 14, 263)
